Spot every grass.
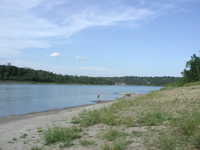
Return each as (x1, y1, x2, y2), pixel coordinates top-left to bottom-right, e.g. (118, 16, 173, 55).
(72, 107, 120, 127)
(31, 147, 42, 150)
(44, 127, 81, 145)
(39, 84, 200, 150)
(158, 133, 178, 150)
(59, 141, 74, 148)
(102, 129, 128, 141)
(137, 111, 172, 126)
(174, 111, 200, 136)
(101, 138, 130, 150)
(79, 139, 96, 146)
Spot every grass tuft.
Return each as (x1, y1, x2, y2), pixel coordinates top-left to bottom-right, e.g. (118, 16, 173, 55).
(101, 139, 130, 150)
(80, 139, 96, 146)
(102, 129, 128, 141)
(137, 111, 172, 126)
(158, 133, 178, 150)
(72, 108, 119, 127)
(31, 147, 42, 150)
(44, 127, 81, 145)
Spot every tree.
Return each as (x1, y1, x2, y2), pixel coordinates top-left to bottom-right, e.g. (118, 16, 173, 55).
(183, 54, 200, 82)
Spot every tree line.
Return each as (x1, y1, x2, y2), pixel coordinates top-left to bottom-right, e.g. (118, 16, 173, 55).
(0, 65, 179, 86)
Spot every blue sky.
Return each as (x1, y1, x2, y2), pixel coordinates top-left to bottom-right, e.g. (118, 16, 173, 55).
(0, 0, 200, 76)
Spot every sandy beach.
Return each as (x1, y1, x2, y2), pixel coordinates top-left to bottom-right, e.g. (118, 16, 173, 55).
(0, 100, 114, 150)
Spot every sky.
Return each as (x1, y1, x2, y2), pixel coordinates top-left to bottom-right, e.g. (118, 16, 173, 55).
(0, 0, 200, 77)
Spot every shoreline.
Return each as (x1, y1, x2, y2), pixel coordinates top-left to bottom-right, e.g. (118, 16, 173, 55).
(0, 100, 114, 125)
(0, 93, 142, 150)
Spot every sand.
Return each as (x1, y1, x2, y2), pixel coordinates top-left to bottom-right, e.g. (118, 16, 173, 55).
(0, 101, 113, 150)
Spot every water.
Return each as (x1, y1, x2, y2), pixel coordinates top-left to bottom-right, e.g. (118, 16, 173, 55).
(0, 84, 161, 117)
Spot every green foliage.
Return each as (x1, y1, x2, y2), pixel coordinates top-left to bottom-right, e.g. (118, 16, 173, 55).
(59, 141, 74, 148)
(173, 111, 200, 136)
(158, 133, 178, 150)
(183, 54, 200, 83)
(101, 139, 130, 150)
(44, 127, 81, 145)
(137, 111, 172, 126)
(0, 65, 179, 85)
(31, 147, 42, 150)
(72, 108, 120, 127)
(192, 132, 200, 149)
(102, 129, 128, 141)
(79, 139, 96, 146)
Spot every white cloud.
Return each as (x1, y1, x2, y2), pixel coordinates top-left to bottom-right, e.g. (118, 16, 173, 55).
(0, 0, 198, 56)
(50, 52, 60, 57)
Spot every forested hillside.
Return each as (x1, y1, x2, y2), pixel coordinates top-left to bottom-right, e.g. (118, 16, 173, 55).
(0, 65, 179, 85)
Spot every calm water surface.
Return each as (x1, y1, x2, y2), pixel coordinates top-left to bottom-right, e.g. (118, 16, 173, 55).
(0, 84, 161, 117)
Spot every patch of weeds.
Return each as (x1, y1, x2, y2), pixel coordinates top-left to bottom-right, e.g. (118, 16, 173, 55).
(102, 129, 128, 141)
(12, 137, 17, 141)
(158, 134, 178, 150)
(119, 116, 135, 127)
(175, 112, 200, 136)
(20, 133, 28, 139)
(192, 132, 200, 149)
(31, 147, 42, 150)
(37, 128, 43, 133)
(80, 139, 96, 146)
(137, 111, 172, 126)
(101, 138, 130, 150)
(72, 108, 119, 127)
(59, 141, 73, 148)
(131, 131, 144, 137)
(44, 127, 81, 145)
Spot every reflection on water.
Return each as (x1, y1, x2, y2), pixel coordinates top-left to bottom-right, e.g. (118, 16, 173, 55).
(0, 84, 161, 117)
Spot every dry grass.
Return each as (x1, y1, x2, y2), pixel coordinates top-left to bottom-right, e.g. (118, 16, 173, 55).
(38, 84, 200, 150)
(71, 85, 200, 149)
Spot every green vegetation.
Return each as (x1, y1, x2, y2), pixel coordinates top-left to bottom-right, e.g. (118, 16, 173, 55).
(167, 53, 200, 87)
(101, 139, 130, 150)
(44, 127, 81, 145)
(31, 147, 42, 150)
(102, 129, 128, 141)
(157, 133, 179, 150)
(0, 65, 179, 85)
(183, 54, 200, 83)
(72, 102, 136, 127)
(72, 108, 120, 126)
(71, 84, 200, 149)
(137, 111, 172, 126)
(79, 139, 96, 146)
